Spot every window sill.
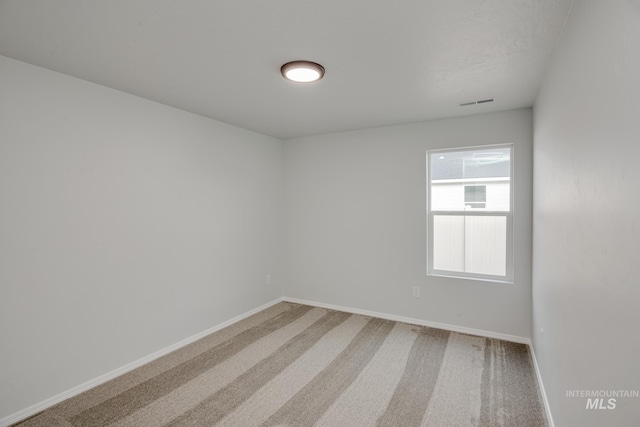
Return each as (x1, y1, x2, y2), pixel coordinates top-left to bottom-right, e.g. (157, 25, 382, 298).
(427, 272, 514, 285)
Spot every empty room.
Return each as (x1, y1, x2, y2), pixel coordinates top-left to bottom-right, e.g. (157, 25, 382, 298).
(0, 1, 638, 426)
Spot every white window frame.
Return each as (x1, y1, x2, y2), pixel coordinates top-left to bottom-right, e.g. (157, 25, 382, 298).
(426, 144, 514, 283)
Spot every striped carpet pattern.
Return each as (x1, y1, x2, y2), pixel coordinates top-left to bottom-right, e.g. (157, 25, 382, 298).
(15, 303, 548, 427)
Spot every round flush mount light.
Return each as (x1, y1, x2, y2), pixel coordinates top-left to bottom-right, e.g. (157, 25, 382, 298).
(281, 61, 325, 83)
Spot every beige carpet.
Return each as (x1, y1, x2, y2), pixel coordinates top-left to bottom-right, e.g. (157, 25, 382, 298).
(13, 302, 548, 426)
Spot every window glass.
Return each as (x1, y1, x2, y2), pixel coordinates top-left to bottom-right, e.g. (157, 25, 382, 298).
(430, 147, 510, 211)
(464, 185, 486, 209)
(428, 145, 513, 282)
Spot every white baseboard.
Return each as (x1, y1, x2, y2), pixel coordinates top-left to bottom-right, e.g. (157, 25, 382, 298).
(3, 296, 553, 427)
(0, 297, 284, 427)
(283, 296, 530, 344)
(529, 344, 555, 427)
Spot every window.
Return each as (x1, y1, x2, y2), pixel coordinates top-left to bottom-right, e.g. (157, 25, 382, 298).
(427, 145, 513, 282)
(464, 185, 486, 209)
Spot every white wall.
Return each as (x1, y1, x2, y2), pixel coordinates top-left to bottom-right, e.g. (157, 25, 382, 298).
(283, 109, 533, 338)
(0, 55, 283, 419)
(533, 1, 640, 426)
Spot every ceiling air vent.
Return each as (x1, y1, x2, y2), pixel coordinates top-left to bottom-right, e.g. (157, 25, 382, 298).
(459, 98, 494, 107)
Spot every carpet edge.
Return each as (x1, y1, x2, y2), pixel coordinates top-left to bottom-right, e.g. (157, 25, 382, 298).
(1, 297, 285, 427)
(529, 343, 555, 427)
(282, 297, 529, 344)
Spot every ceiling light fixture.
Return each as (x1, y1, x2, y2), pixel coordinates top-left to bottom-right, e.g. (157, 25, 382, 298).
(281, 61, 325, 83)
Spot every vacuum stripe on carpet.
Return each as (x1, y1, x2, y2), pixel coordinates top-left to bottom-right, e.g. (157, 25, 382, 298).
(69, 304, 314, 426)
(14, 302, 548, 427)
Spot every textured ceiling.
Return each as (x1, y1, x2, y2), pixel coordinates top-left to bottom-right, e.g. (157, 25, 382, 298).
(0, 0, 573, 139)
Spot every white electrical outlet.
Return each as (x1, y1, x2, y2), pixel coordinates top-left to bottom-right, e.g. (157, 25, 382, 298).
(266, 275, 272, 285)
(412, 286, 421, 298)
